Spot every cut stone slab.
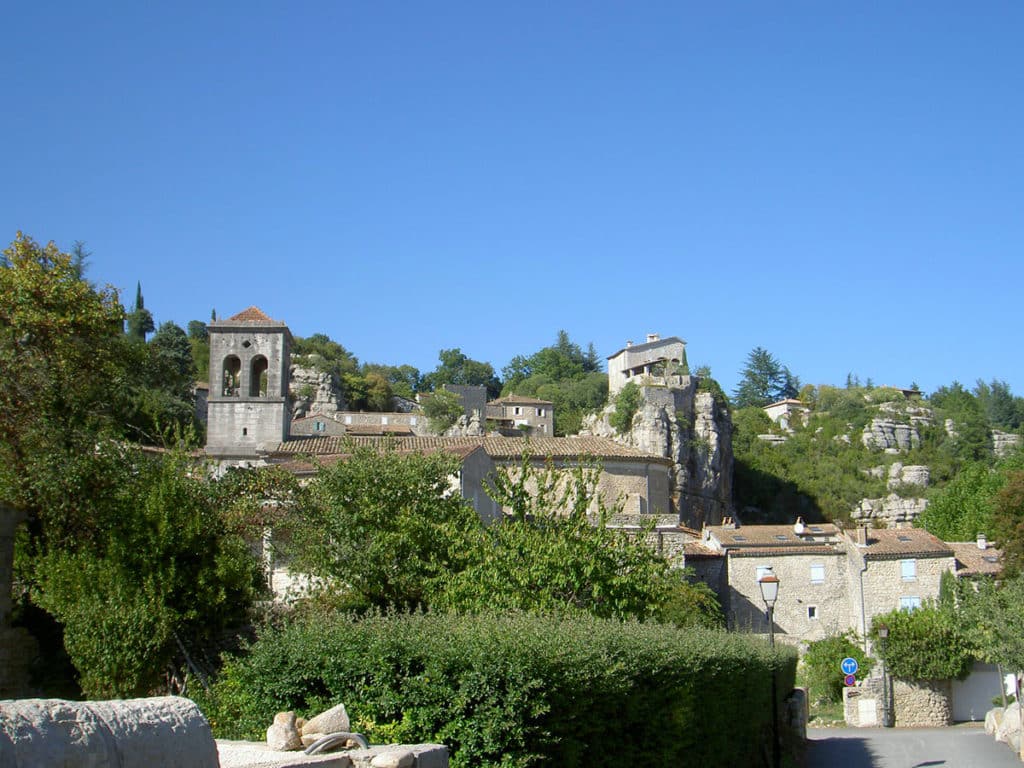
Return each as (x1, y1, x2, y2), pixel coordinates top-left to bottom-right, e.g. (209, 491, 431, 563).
(217, 741, 448, 768)
(0, 696, 218, 768)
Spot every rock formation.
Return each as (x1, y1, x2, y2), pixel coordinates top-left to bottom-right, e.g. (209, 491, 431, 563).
(581, 376, 733, 529)
(851, 494, 928, 526)
(861, 418, 921, 453)
(290, 362, 345, 418)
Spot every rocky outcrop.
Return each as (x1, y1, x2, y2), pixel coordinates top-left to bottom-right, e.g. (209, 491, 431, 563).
(862, 418, 921, 453)
(441, 411, 485, 437)
(0, 697, 218, 768)
(887, 462, 929, 490)
(852, 494, 928, 526)
(581, 377, 733, 529)
(291, 362, 346, 418)
(993, 430, 1022, 458)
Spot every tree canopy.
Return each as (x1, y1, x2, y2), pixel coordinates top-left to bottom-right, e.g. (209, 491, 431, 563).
(732, 347, 799, 409)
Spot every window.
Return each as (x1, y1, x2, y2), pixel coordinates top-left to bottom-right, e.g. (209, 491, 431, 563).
(810, 564, 825, 585)
(537, 408, 545, 417)
(901, 559, 917, 581)
(314, 421, 325, 433)
(807, 606, 818, 620)
(900, 596, 922, 612)
(513, 406, 522, 416)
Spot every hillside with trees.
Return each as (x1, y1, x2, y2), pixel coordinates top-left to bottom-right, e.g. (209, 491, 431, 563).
(729, 346, 1024, 548)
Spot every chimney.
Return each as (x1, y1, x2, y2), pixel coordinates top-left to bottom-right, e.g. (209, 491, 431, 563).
(625, 340, 633, 347)
(646, 333, 660, 343)
(855, 525, 868, 546)
(722, 516, 736, 530)
(977, 532, 988, 550)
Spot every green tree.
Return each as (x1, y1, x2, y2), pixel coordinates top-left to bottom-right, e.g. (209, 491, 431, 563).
(28, 448, 262, 697)
(422, 348, 500, 398)
(609, 381, 642, 434)
(439, 456, 672, 620)
(291, 445, 483, 611)
(869, 604, 977, 681)
(0, 233, 129, 516)
(993, 470, 1024, 576)
(916, 462, 1002, 541)
(803, 632, 874, 704)
(733, 347, 799, 409)
(125, 282, 155, 342)
(423, 388, 464, 433)
(187, 320, 210, 381)
(123, 322, 198, 445)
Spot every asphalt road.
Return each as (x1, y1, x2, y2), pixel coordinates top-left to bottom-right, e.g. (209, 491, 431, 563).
(807, 725, 1021, 768)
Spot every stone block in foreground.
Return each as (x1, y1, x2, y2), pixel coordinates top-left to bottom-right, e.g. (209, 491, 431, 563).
(0, 696, 218, 768)
(217, 741, 448, 768)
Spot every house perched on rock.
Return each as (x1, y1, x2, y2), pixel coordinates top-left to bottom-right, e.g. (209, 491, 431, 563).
(607, 334, 687, 395)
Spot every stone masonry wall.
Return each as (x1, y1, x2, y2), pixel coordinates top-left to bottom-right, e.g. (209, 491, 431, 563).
(727, 552, 849, 642)
(893, 679, 953, 727)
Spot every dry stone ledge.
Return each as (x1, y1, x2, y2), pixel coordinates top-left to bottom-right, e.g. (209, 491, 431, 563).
(217, 741, 448, 768)
(0, 696, 218, 768)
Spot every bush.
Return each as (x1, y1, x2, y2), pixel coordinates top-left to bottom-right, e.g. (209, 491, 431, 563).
(609, 382, 641, 434)
(802, 632, 873, 704)
(869, 605, 978, 681)
(197, 612, 796, 768)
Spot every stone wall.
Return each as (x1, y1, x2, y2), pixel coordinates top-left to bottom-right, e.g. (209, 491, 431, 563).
(726, 551, 850, 641)
(859, 555, 953, 626)
(893, 679, 953, 727)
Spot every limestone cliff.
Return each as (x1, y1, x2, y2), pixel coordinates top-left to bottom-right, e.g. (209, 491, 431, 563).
(290, 362, 345, 418)
(581, 376, 733, 529)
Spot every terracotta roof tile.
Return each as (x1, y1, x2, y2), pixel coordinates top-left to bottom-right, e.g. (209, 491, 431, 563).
(489, 395, 554, 406)
(704, 523, 840, 549)
(948, 542, 1004, 577)
(274, 435, 671, 463)
(226, 306, 277, 323)
(852, 528, 953, 559)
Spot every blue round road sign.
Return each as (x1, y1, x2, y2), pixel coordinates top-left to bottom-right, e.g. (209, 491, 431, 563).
(840, 657, 859, 675)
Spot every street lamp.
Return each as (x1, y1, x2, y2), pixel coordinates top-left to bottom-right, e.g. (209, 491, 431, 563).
(759, 568, 781, 768)
(877, 622, 893, 727)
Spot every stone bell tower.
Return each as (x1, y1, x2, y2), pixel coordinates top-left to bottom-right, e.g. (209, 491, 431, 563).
(206, 306, 291, 458)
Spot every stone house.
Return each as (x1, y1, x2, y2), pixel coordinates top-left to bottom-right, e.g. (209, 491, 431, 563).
(702, 522, 960, 645)
(272, 434, 674, 521)
(485, 395, 554, 436)
(762, 399, 809, 431)
(607, 334, 687, 396)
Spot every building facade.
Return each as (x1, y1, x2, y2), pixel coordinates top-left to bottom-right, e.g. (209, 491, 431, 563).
(607, 334, 687, 396)
(206, 307, 292, 458)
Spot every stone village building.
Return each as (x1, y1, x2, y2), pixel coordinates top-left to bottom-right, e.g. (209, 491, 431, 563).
(692, 520, 999, 646)
(204, 307, 678, 526)
(607, 334, 687, 396)
(201, 308, 1000, 661)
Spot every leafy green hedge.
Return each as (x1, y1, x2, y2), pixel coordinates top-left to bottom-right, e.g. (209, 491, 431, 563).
(195, 612, 796, 768)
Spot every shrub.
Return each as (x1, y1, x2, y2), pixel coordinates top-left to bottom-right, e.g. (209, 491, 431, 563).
(869, 604, 978, 681)
(609, 382, 641, 434)
(197, 612, 796, 768)
(802, 632, 873, 704)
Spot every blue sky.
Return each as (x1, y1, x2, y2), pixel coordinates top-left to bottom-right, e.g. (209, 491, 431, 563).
(4, 3, 1022, 397)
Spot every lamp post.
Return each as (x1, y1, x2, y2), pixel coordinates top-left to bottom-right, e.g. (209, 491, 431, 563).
(877, 623, 892, 727)
(759, 569, 781, 768)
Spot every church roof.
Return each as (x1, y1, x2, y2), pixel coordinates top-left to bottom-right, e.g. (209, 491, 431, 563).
(226, 306, 277, 323)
